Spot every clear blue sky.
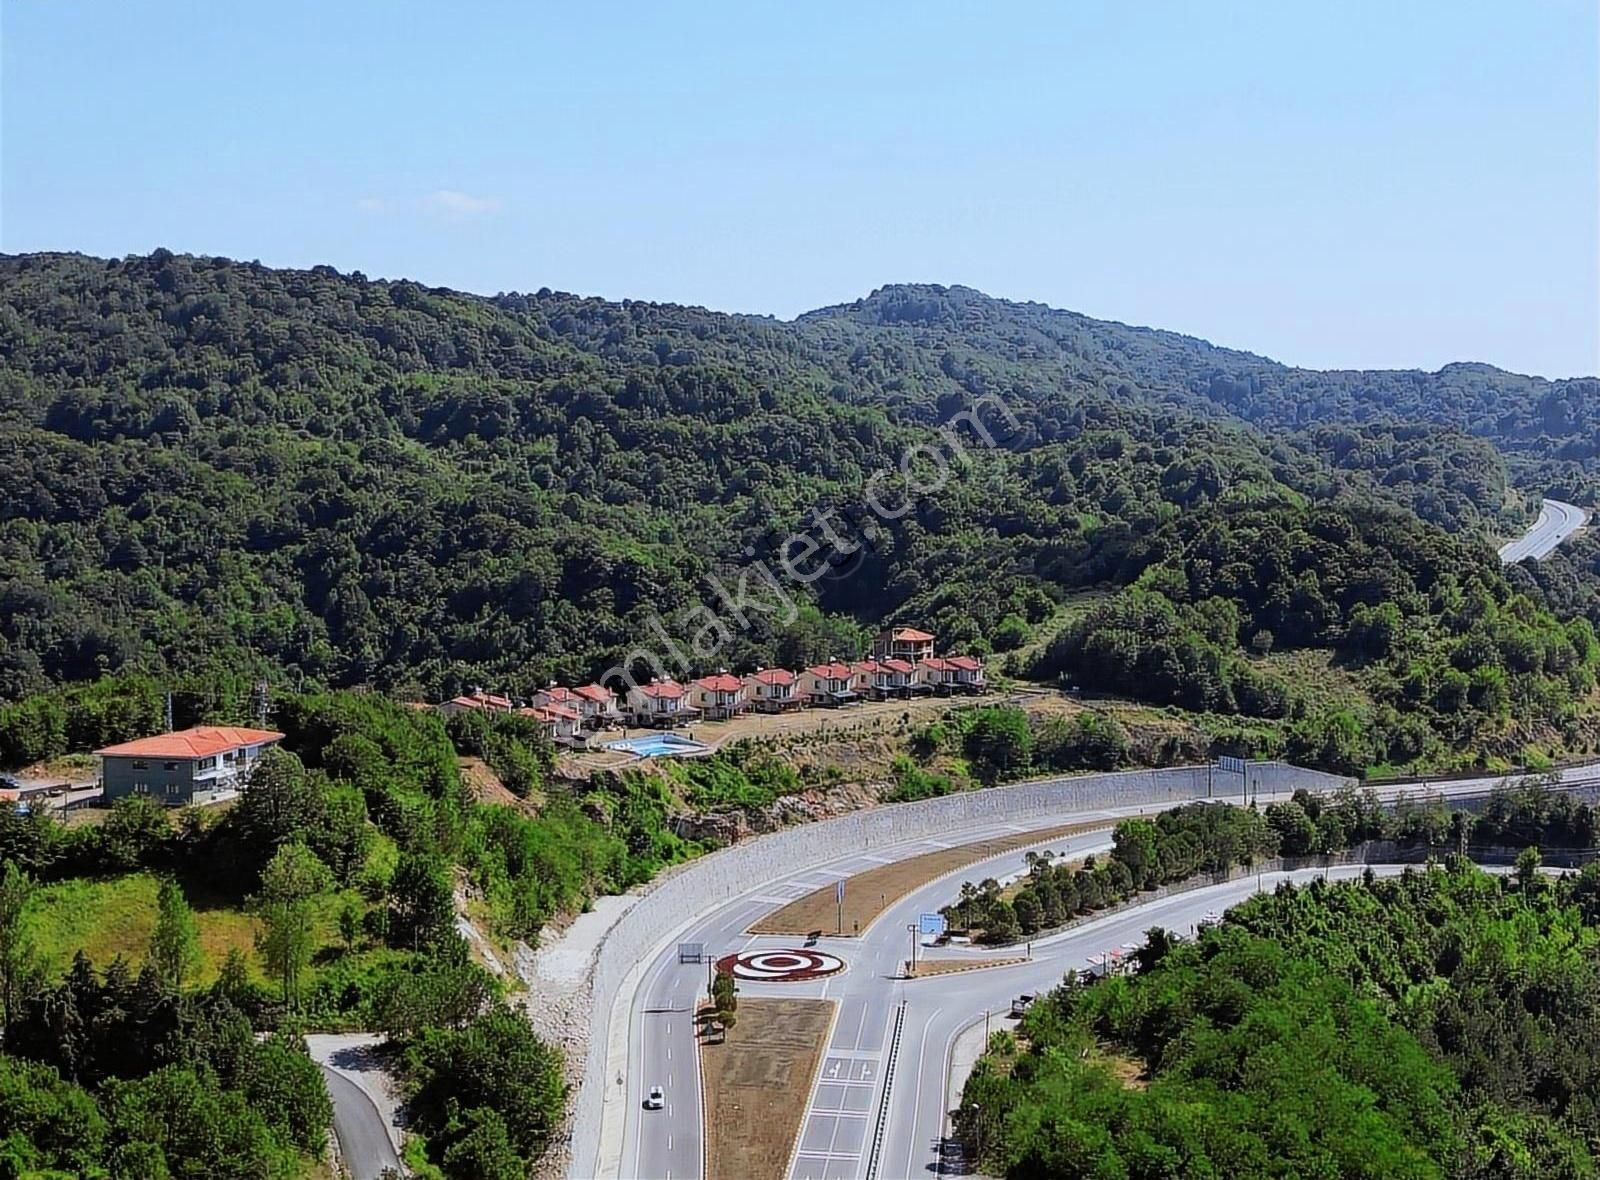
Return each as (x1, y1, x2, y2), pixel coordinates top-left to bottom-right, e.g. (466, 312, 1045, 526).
(4, 1, 1596, 377)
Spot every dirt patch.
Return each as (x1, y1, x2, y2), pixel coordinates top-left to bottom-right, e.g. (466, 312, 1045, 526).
(700, 997, 835, 1180)
(748, 818, 1112, 936)
(907, 956, 1028, 978)
(459, 756, 531, 808)
(1099, 1046, 1148, 1090)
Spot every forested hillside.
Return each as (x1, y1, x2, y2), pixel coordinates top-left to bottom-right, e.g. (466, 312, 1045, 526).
(1, 251, 1595, 772)
(965, 857, 1600, 1179)
(808, 283, 1600, 493)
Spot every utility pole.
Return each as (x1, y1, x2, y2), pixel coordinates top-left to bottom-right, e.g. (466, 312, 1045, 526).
(906, 923, 919, 977)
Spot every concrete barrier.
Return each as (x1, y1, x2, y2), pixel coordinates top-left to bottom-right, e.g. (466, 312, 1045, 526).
(564, 760, 1352, 1179)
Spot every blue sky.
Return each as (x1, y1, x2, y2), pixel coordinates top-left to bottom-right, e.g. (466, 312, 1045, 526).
(4, 1, 1596, 377)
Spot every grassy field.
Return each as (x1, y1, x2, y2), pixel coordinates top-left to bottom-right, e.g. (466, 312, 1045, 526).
(23, 872, 361, 987)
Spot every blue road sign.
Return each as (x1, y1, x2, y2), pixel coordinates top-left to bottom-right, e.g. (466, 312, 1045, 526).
(919, 912, 947, 936)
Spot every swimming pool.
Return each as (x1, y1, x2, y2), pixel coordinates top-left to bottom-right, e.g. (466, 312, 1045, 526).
(605, 733, 712, 758)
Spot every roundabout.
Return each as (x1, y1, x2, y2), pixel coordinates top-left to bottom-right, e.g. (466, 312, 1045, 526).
(716, 948, 846, 982)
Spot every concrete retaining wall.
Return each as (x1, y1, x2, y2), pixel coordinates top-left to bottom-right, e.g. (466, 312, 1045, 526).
(565, 760, 1351, 1178)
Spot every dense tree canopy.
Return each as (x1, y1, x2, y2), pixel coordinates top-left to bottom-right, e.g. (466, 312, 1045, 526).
(2, 252, 1592, 733)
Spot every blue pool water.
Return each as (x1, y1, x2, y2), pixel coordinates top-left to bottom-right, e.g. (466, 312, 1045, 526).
(605, 733, 711, 758)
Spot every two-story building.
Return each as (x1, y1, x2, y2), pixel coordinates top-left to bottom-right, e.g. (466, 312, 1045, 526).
(916, 655, 986, 694)
(571, 683, 622, 728)
(96, 725, 285, 806)
(799, 661, 858, 707)
(532, 683, 620, 729)
(866, 657, 917, 699)
(520, 702, 581, 742)
(871, 626, 935, 664)
(626, 679, 697, 727)
(689, 672, 747, 720)
(743, 667, 801, 713)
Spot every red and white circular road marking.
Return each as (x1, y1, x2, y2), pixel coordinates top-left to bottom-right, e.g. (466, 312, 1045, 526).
(715, 948, 845, 982)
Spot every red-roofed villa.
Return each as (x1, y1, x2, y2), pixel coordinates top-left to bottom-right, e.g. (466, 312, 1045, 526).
(690, 672, 748, 720)
(96, 726, 285, 806)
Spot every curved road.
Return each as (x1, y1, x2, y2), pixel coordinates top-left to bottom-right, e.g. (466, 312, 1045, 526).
(619, 765, 1600, 1180)
(319, 1064, 404, 1180)
(1499, 497, 1588, 563)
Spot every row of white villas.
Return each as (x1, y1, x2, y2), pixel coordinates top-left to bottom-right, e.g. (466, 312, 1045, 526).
(435, 627, 986, 735)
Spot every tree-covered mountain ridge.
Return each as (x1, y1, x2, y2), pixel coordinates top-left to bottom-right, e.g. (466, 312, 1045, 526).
(803, 281, 1598, 455)
(1, 249, 1596, 775)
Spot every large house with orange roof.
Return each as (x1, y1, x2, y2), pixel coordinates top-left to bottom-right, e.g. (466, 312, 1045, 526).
(799, 661, 859, 707)
(689, 672, 747, 720)
(743, 667, 801, 712)
(871, 626, 935, 663)
(96, 725, 284, 805)
(625, 678, 698, 726)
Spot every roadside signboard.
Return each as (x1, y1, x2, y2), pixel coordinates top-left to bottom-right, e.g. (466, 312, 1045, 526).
(1218, 755, 1247, 775)
(919, 912, 947, 936)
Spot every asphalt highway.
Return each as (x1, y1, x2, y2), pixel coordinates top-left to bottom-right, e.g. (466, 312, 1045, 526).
(619, 765, 1600, 1180)
(1499, 497, 1588, 563)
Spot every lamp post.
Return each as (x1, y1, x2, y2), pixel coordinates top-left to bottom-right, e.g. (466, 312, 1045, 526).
(906, 923, 919, 976)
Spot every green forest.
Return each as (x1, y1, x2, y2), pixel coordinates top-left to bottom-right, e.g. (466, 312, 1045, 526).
(1, 251, 1597, 774)
(962, 854, 1600, 1179)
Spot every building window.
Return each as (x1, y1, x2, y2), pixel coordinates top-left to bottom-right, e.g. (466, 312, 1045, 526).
(131, 760, 148, 770)
(197, 756, 217, 771)
(164, 761, 179, 771)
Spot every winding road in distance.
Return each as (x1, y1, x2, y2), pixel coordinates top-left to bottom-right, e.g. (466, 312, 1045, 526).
(1499, 497, 1589, 564)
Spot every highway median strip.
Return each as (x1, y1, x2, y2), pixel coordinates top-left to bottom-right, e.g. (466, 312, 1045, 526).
(698, 997, 836, 1180)
(747, 819, 1113, 937)
(905, 956, 1029, 979)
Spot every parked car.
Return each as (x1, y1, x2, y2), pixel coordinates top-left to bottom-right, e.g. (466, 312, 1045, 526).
(644, 1085, 664, 1110)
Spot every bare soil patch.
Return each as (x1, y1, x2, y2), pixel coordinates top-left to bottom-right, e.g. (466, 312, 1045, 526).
(700, 997, 835, 1180)
(906, 956, 1028, 978)
(459, 756, 523, 807)
(748, 818, 1112, 936)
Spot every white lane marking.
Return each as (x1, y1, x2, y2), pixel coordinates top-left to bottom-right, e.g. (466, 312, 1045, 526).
(903, 1005, 944, 1179)
(666, 1045, 672, 1060)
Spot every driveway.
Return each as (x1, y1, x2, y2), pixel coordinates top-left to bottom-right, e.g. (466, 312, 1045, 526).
(306, 1033, 406, 1179)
